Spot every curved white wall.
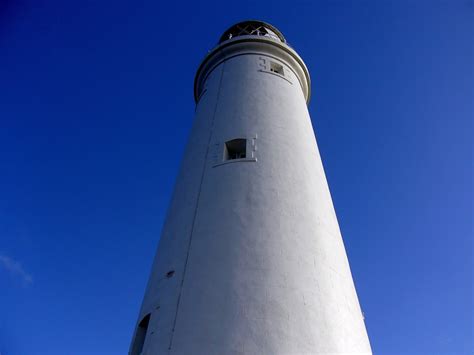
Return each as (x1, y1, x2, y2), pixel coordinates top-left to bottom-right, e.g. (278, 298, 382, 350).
(130, 33, 371, 355)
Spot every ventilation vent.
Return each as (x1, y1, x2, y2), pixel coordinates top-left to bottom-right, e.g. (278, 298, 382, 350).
(224, 139, 247, 161)
(130, 314, 151, 355)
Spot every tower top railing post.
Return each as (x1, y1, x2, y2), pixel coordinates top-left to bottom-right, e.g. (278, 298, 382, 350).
(218, 20, 286, 44)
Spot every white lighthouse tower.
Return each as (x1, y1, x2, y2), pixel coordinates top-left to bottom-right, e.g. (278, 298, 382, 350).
(130, 20, 372, 354)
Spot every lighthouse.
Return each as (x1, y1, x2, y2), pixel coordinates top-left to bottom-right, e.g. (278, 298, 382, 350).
(130, 20, 371, 354)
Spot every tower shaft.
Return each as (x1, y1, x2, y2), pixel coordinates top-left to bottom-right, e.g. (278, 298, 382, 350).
(130, 21, 371, 355)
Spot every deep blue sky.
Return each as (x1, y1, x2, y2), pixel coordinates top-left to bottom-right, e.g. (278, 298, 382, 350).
(0, 0, 472, 354)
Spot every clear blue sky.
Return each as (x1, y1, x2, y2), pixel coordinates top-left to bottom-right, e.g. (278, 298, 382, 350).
(0, 0, 472, 354)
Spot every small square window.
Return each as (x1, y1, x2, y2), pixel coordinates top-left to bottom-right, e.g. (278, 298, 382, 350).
(270, 62, 284, 75)
(224, 139, 247, 160)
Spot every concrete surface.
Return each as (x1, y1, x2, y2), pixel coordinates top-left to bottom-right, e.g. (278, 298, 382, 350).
(130, 21, 372, 355)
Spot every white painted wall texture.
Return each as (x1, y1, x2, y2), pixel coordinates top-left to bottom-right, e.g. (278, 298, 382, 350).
(130, 22, 372, 355)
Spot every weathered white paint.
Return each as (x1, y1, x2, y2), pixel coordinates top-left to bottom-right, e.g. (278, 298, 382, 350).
(130, 21, 372, 355)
